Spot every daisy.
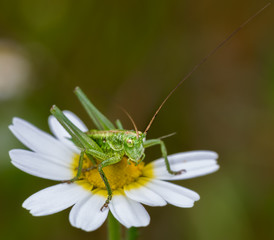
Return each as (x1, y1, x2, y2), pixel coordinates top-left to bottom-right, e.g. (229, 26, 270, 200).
(9, 111, 219, 231)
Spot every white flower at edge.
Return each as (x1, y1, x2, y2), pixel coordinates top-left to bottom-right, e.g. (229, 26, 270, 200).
(9, 111, 219, 231)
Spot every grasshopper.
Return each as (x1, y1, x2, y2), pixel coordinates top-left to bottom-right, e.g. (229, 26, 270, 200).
(50, 3, 270, 211)
(51, 87, 184, 211)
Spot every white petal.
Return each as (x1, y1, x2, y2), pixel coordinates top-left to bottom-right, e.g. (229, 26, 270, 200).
(124, 179, 166, 206)
(23, 183, 90, 216)
(69, 189, 109, 232)
(151, 161, 219, 180)
(109, 189, 150, 228)
(144, 151, 219, 180)
(144, 179, 200, 208)
(151, 151, 218, 168)
(48, 111, 88, 152)
(9, 149, 73, 180)
(9, 117, 74, 159)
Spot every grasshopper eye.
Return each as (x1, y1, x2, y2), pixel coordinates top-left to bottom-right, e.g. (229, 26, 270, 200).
(126, 139, 134, 147)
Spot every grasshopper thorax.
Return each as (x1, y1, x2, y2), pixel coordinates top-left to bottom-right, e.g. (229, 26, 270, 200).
(88, 130, 146, 164)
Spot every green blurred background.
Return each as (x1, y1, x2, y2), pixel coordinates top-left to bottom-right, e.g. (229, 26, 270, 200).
(0, 0, 273, 239)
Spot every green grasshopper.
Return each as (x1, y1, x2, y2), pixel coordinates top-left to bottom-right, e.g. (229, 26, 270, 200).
(50, 3, 270, 211)
(51, 87, 184, 211)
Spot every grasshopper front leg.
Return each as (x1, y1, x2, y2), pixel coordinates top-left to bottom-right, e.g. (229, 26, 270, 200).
(67, 149, 121, 211)
(144, 139, 186, 175)
(66, 149, 119, 211)
(97, 157, 121, 211)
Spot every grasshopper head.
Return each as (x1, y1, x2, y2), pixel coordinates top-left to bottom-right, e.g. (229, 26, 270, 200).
(124, 132, 145, 164)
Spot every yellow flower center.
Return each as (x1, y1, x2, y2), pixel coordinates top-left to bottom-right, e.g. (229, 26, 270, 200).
(72, 154, 145, 190)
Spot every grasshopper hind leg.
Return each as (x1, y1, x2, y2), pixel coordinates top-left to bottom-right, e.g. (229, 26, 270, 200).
(63, 150, 85, 184)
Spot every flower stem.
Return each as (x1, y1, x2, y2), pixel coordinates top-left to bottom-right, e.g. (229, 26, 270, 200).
(126, 227, 139, 240)
(107, 212, 121, 240)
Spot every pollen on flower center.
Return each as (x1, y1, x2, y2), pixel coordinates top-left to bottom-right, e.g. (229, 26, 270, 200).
(72, 154, 145, 190)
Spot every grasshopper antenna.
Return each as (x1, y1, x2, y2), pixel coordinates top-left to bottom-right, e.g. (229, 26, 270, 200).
(144, 2, 271, 135)
(119, 107, 139, 138)
(158, 132, 177, 140)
